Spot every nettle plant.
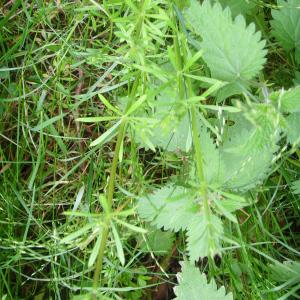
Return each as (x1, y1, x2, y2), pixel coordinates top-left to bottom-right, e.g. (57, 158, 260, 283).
(69, 0, 300, 298)
(135, 0, 300, 298)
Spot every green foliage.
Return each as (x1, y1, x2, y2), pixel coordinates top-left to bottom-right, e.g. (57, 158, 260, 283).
(270, 86, 300, 113)
(174, 261, 233, 300)
(269, 260, 300, 298)
(1, 0, 300, 299)
(139, 226, 175, 255)
(216, 0, 256, 17)
(291, 179, 300, 194)
(138, 185, 198, 232)
(285, 112, 300, 144)
(138, 100, 283, 260)
(271, 0, 300, 64)
(187, 213, 224, 261)
(186, 0, 267, 97)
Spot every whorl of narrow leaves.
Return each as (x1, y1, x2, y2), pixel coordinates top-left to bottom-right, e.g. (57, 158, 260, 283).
(271, 0, 300, 63)
(174, 261, 233, 300)
(186, 0, 267, 83)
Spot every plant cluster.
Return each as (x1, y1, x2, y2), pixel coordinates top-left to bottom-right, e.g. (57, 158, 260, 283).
(0, 0, 299, 299)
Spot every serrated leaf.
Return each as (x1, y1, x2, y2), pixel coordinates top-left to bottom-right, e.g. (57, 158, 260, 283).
(186, 0, 267, 84)
(140, 226, 175, 256)
(215, 0, 256, 17)
(291, 179, 300, 194)
(187, 213, 224, 261)
(213, 105, 280, 191)
(271, 86, 300, 113)
(285, 112, 300, 144)
(137, 185, 198, 232)
(200, 128, 224, 184)
(174, 261, 233, 300)
(271, 0, 300, 62)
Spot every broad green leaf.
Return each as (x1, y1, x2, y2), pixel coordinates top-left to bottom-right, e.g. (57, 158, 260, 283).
(215, 0, 256, 17)
(214, 105, 280, 191)
(285, 112, 300, 144)
(187, 213, 224, 261)
(291, 180, 300, 194)
(199, 128, 224, 184)
(270, 86, 300, 113)
(174, 261, 233, 300)
(140, 226, 175, 256)
(186, 0, 267, 84)
(150, 112, 193, 152)
(137, 185, 198, 232)
(271, 0, 300, 63)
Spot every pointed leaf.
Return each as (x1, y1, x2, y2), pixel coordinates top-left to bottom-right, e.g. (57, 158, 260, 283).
(174, 261, 233, 300)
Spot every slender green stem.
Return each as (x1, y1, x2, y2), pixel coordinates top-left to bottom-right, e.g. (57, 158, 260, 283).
(173, 12, 211, 222)
(92, 119, 126, 297)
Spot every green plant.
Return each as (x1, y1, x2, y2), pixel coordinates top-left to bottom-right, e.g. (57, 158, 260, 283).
(1, 0, 300, 299)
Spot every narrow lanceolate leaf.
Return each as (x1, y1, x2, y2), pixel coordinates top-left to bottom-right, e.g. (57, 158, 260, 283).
(90, 119, 121, 147)
(111, 222, 125, 266)
(174, 261, 233, 300)
(271, 0, 300, 62)
(187, 213, 224, 261)
(186, 0, 267, 83)
(137, 185, 198, 232)
(269, 260, 300, 284)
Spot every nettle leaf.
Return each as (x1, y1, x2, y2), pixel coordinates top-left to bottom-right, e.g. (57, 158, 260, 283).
(187, 213, 224, 261)
(140, 226, 175, 256)
(270, 86, 300, 113)
(137, 184, 198, 232)
(200, 105, 280, 191)
(285, 112, 300, 144)
(138, 184, 228, 260)
(174, 261, 233, 300)
(213, 0, 256, 17)
(200, 128, 225, 184)
(150, 112, 192, 152)
(186, 0, 267, 84)
(291, 179, 300, 194)
(132, 87, 194, 152)
(271, 0, 300, 63)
